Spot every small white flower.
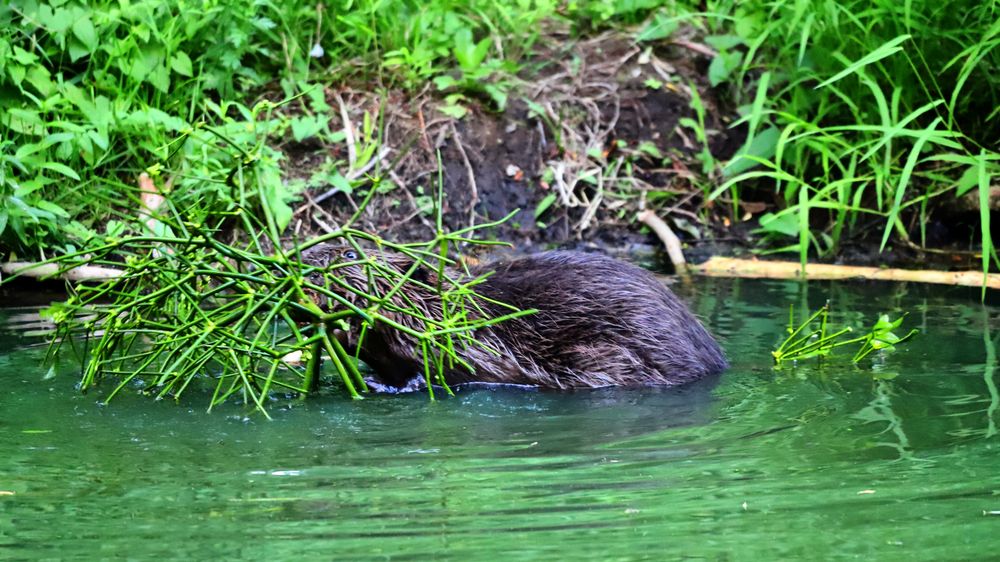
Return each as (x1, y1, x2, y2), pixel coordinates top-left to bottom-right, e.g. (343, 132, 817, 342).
(309, 43, 324, 59)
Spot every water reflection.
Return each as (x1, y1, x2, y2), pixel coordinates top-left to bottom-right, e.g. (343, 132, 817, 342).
(2, 278, 999, 561)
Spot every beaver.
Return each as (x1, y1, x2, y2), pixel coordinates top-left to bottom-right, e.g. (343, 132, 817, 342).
(298, 245, 727, 390)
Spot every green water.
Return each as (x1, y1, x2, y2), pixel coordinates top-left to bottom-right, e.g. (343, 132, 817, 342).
(1, 279, 998, 561)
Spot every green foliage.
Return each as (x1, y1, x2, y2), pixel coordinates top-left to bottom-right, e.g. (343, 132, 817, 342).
(0, 0, 304, 254)
(0, 0, 566, 255)
(37, 221, 527, 415)
(20, 132, 528, 414)
(431, 27, 515, 113)
(4, 0, 999, 284)
(706, 0, 1000, 274)
(572, 0, 665, 25)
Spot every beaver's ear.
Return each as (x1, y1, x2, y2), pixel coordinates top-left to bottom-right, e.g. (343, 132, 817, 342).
(397, 258, 428, 284)
(396, 256, 434, 285)
(411, 264, 430, 284)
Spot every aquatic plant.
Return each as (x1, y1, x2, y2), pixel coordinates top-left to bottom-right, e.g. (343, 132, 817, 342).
(3, 97, 528, 415)
(772, 303, 918, 367)
(29, 181, 527, 416)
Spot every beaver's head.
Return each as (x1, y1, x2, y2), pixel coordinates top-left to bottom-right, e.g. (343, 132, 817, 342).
(296, 244, 438, 316)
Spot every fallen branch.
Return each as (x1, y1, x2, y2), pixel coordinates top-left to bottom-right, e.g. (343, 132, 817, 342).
(2, 262, 123, 281)
(693, 257, 1000, 289)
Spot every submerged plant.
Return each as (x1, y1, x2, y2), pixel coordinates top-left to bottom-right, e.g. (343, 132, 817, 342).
(772, 303, 917, 368)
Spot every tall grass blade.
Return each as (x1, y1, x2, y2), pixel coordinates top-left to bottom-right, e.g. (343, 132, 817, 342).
(814, 35, 911, 90)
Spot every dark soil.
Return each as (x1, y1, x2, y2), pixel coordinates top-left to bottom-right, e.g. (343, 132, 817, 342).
(279, 30, 747, 265)
(277, 29, 993, 273)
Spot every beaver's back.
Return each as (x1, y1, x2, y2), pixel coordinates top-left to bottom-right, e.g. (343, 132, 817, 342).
(464, 251, 727, 388)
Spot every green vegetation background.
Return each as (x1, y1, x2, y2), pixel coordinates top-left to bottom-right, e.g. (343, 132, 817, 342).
(1, 0, 998, 270)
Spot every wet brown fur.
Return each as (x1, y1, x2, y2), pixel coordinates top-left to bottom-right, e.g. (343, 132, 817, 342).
(300, 245, 727, 389)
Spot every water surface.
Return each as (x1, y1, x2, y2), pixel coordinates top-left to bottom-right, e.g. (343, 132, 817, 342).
(1, 279, 998, 560)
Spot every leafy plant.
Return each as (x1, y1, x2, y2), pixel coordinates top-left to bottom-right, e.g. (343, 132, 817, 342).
(432, 27, 513, 112)
(0, 0, 554, 256)
(706, 0, 1000, 279)
(678, 82, 716, 177)
(19, 147, 527, 416)
(772, 303, 918, 368)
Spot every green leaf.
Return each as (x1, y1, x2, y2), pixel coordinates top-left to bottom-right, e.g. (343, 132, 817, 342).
(72, 15, 98, 52)
(636, 13, 678, 42)
(329, 172, 353, 195)
(290, 115, 326, 141)
(14, 142, 44, 161)
(978, 151, 993, 300)
(637, 141, 663, 159)
(453, 28, 490, 72)
(678, 117, 698, 130)
(439, 104, 467, 119)
(872, 314, 894, 331)
(955, 165, 979, 197)
(524, 99, 546, 119)
(483, 84, 507, 111)
(170, 51, 193, 77)
(534, 193, 557, 218)
(757, 212, 798, 237)
(814, 35, 910, 90)
(880, 117, 941, 252)
(724, 126, 779, 177)
(870, 337, 895, 350)
(124, 108, 186, 132)
(8, 64, 26, 86)
(104, 220, 126, 237)
(705, 35, 745, 51)
(88, 129, 109, 151)
(39, 5, 74, 36)
(40, 162, 81, 180)
(148, 64, 170, 92)
(433, 75, 458, 90)
(470, 38, 490, 70)
(68, 38, 89, 62)
(6, 108, 44, 134)
(34, 200, 70, 218)
(26, 65, 56, 97)
(733, 9, 763, 39)
(130, 45, 164, 81)
(708, 50, 743, 87)
(12, 46, 38, 65)
(259, 169, 294, 232)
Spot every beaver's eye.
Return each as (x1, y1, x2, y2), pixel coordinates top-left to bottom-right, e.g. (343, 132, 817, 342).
(343, 250, 358, 260)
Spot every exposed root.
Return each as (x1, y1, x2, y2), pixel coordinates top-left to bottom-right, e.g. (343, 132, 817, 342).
(449, 121, 480, 229)
(637, 210, 686, 269)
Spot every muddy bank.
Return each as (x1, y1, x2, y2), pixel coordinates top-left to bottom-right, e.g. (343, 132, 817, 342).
(280, 31, 746, 264)
(275, 28, 997, 273)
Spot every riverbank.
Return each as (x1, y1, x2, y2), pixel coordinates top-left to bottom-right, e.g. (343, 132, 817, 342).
(1, 1, 997, 275)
